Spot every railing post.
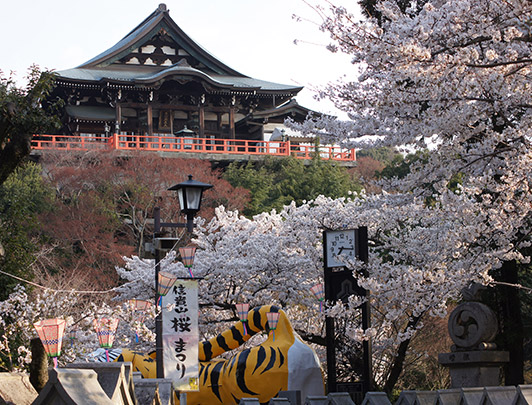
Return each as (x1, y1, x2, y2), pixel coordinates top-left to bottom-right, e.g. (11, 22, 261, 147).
(113, 133, 119, 150)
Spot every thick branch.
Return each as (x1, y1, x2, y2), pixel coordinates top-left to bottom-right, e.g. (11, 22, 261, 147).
(383, 314, 422, 394)
(295, 328, 327, 346)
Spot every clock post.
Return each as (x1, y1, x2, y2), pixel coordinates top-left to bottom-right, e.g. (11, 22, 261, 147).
(323, 227, 372, 398)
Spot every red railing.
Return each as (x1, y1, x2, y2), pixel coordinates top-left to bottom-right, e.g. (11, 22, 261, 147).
(32, 134, 356, 162)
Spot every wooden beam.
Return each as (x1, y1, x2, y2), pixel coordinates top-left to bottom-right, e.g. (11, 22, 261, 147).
(120, 102, 233, 113)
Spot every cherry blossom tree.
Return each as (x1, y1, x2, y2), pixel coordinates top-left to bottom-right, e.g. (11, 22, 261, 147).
(0, 284, 156, 372)
(111, 186, 497, 390)
(290, 0, 532, 385)
(5, 1, 532, 390)
(0, 189, 498, 389)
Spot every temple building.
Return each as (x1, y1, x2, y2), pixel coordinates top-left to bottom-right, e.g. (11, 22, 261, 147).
(37, 3, 356, 164)
(52, 4, 302, 140)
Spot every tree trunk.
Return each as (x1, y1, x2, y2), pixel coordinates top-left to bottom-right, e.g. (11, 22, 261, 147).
(498, 259, 524, 385)
(29, 337, 48, 392)
(383, 315, 422, 394)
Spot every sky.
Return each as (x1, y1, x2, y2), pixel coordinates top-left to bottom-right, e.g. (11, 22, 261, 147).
(1, 0, 360, 115)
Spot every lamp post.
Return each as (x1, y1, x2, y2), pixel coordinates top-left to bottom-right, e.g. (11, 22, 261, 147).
(154, 174, 213, 378)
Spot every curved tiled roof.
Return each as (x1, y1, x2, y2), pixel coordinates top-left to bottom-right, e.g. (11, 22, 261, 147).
(56, 4, 302, 95)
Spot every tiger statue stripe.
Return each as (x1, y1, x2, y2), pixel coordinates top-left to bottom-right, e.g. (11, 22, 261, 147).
(111, 305, 324, 404)
(189, 305, 324, 404)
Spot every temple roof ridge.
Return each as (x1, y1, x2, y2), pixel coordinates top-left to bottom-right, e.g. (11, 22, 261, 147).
(77, 3, 245, 77)
(55, 4, 303, 96)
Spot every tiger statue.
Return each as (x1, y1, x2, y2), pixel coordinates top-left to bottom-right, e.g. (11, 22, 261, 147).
(111, 305, 324, 404)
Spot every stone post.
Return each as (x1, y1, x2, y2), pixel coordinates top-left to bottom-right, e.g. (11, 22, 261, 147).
(438, 301, 509, 388)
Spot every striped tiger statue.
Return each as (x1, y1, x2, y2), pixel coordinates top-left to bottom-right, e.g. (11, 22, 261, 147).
(113, 305, 324, 404)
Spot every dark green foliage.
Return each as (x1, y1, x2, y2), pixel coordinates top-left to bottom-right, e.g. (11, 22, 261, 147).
(0, 162, 54, 299)
(378, 150, 429, 180)
(357, 146, 402, 167)
(224, 156, 362, 217)
(0, 66, 62, 186)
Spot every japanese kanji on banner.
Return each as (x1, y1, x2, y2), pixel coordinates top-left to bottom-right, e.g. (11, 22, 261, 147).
(162, 279, 199, 391)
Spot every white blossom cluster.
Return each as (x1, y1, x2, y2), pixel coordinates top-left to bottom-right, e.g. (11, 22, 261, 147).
(3, 0, 532, 384)
(283, 0, 532, 380)
(0, 285, 157, 370)
(290, 0, 532, 271)
(111, 186, 501, 380)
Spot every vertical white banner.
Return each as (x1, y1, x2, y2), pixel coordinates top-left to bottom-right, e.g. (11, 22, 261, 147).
(162, 279, 199, 391)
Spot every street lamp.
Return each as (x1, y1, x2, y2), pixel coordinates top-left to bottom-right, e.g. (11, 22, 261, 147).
(168, 174, 213, 232)
(154, 174, 213, 378)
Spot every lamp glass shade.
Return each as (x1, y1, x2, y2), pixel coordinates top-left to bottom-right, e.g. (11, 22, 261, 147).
(177, 188, 185, 213)
(158, 271, 178, 296)
(169, 175, 213, 214)
(266, 312, 280, 331)
(179, 245, 197, 268)
(185, 187, 202, 211)
(177, 187, 202, 212)
(93, 318, 119, 349)
(236, 303, 250, 321)
(34, 318, 66, 358)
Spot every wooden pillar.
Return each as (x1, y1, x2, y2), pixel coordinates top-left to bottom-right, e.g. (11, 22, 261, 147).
(170, 110, 174, 135)
(147, 104, 153, 137)
(229, 107, 235, 139)
(115, 103, 122, 133)
(217, 113, 223, 138)
(199, 105, 205, 137)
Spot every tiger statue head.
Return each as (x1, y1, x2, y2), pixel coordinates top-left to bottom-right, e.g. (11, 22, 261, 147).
(108, 305, 324, 404)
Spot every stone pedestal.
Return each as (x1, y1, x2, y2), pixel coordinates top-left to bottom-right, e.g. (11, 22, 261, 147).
(438, 299, 510, 388)
(438, 350, 509, 388)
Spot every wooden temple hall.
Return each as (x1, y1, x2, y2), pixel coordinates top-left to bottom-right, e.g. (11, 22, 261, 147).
(35, 4, 356, 163)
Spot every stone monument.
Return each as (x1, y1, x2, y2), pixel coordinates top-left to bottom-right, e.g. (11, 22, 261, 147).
(438, 288, 509, 388)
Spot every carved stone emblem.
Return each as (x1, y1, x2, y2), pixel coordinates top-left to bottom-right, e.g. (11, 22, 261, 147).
(448, 302, 498, 350)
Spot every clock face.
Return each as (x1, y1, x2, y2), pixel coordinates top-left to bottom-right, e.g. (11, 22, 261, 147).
(325, 229, 356, 268)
